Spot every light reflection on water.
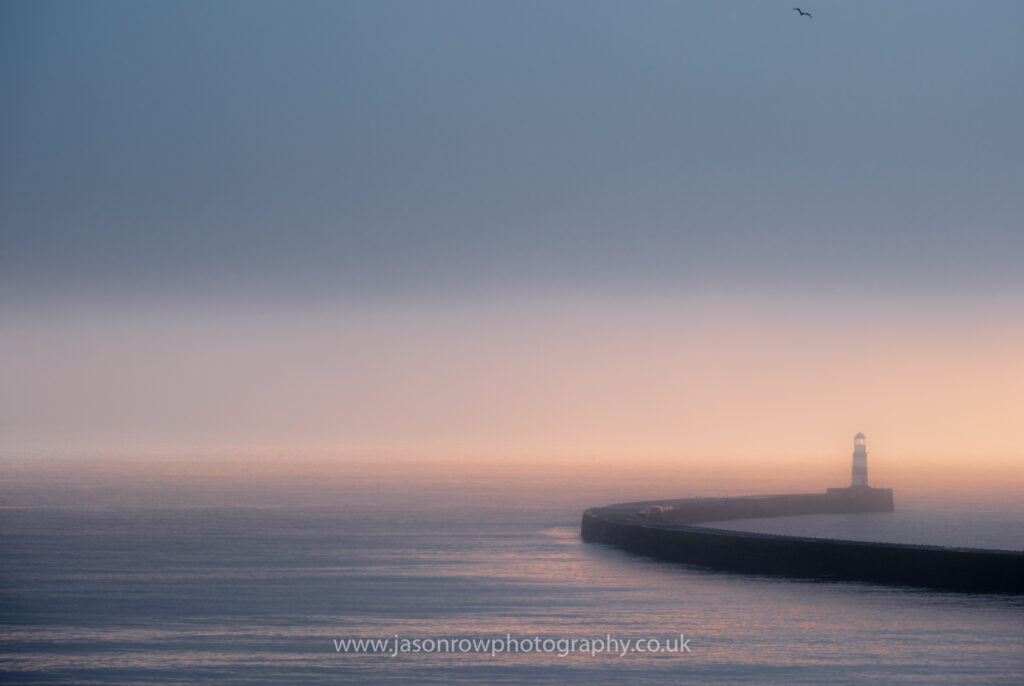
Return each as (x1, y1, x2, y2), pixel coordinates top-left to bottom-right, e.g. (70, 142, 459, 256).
(1, 481, 1022, 684)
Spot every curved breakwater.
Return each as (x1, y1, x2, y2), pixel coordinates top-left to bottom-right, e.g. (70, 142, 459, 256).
(581, 488, 1023, 594)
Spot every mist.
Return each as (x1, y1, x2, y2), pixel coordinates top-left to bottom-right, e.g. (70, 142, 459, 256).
(3, 295, 1021, 496)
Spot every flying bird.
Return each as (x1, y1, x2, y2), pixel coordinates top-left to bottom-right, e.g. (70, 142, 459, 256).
(793, 7, 813, 18)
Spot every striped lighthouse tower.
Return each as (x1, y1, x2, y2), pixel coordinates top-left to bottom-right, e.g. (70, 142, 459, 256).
(851, 433, 868, 487)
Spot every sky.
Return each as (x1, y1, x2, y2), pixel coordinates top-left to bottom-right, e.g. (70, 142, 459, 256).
(1, 1, 1022, 488)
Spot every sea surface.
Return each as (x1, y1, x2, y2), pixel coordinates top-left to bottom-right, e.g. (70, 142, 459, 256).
(1, 466, 1022, 684)
(712, 502, 1024, 551)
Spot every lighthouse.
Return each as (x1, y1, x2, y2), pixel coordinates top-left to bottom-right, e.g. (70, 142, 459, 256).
(827, 432, 892, 509)
(851, 432, 868, 487)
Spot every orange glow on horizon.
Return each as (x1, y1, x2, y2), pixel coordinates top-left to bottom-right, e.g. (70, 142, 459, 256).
(1, 294, 1021, 498)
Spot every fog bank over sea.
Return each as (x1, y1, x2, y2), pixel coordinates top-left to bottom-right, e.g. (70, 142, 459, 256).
(2, 449, 1022, 685)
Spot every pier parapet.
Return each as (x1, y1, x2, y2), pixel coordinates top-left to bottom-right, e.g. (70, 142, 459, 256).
(581, 487, 1022, 594)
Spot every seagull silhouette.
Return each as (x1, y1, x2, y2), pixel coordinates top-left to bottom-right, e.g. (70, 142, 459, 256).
(793, 7, 813, 19)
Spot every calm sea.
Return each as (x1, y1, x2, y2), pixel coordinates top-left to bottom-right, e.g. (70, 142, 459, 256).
(1, 465, 1021, 684)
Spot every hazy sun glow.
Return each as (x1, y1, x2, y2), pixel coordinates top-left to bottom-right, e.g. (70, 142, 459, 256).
(2, 293, 1021, 496)
(2, 1, 1022, 504)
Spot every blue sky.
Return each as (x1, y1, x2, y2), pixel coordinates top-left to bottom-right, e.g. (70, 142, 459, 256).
(2, 0, 1022, 304)
(2, 2, 1023, 456)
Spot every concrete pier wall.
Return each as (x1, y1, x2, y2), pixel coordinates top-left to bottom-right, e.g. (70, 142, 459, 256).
(581, 488, 1023, 594)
